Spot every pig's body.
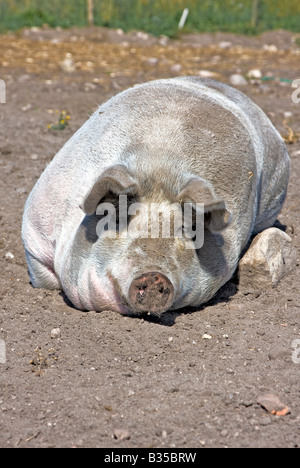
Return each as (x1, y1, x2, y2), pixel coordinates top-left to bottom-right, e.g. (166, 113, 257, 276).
(22, 77, 290, 316)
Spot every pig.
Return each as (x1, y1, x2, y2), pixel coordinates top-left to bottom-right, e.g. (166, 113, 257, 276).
(22, 77, 290, 317)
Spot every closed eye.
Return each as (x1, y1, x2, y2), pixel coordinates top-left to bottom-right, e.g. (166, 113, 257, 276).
(97, 192, 139, 231)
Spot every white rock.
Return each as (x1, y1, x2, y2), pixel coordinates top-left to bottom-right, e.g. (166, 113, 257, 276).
(146, 57, 159, 66)
(60, 57, 76, 73)
(159, 35, 168, 46)
(229, 74, 248, 86)
(113, 428, 130, 440)
(136, 31, 149, 40)
(21, 103, 32, 112)
(5, 252, 14, 260)
(239, 228, 297, 293)
(218, 41, 232, 49)
(263, 44, 278, 52)
(248, 69, 262, 79)
(171, 63, 182, 73)
(50, 328, 61, 339)
(202, 333, 213, 340)
(198, 70, 218, 78)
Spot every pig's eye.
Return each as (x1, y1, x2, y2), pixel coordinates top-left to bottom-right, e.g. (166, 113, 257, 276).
(204, 212, 212, 229)
(97, 191, 138, 232)
(189, 208, 198, 241)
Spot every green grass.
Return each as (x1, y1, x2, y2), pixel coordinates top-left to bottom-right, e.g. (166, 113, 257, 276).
(0, 0, 299, 36)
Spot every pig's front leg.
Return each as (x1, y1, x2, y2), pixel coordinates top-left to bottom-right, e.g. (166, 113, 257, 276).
(25, 250, 61, 290)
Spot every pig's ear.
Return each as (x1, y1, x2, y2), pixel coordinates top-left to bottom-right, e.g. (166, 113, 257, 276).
(82, 165, 137, 215)
(178, 177, 232, 232)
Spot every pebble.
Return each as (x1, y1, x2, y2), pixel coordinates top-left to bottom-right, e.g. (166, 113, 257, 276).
(171, 63, 182, 73)
(146, 57, 159, 66)
(229, 74, 248, 86)
(263, 44, 278, 52)
(113, 428, 131, 441)
(21, 103, 32, 112)
(50, 328, 61, 339)
(202, 333, 212, 340)
(248, 69, 262, 79)
(5, 252, 14, 260)
(60, 56, 76, 73)
(16, 187, 27, 195)
(198, 70, 218, 78)
(218, 41, 232, 49)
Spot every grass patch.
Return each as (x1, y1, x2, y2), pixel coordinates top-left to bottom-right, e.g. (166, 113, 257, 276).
(0, 0, 299, 36)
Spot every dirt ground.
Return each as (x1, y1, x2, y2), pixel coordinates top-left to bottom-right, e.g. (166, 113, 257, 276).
(0, 26, 300, 448)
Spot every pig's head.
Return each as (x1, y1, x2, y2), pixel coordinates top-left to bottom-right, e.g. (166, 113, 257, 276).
(63, 164, 231, 317)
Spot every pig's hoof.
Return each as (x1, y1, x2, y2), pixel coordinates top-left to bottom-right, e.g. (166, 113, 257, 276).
(238, 227, 297, 294)
(129, 272, 174, 315)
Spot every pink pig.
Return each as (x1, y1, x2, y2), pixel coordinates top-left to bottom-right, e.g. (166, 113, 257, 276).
(22, 77, 290, 317)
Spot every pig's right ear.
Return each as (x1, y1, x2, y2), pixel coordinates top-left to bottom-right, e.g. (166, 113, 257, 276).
(82, 165, 138, 215)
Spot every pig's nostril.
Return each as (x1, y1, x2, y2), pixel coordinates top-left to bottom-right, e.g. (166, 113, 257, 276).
(129, 271, 174, 315)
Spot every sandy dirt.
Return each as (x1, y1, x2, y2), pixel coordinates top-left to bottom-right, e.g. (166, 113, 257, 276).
(0, 26, 300, 448)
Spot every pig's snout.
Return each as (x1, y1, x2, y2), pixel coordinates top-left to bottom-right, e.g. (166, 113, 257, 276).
(128, 271, 175, 315)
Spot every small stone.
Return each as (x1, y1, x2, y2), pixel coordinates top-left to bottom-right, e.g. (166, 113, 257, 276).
(202, 333, 212, 340)
(257, 392, 291, 416)
(21, 103, 32, 112)
(50, 328, 61, 339)
(171, 63, 182, 73)
(230, 74, 248, 86)
(263, 44, 278, 52)
(198, 70, 218, 78)
(60, 57, 76, 73)
(113, 428, 131, 440)
(218, 41, 232, 49)
(5, 252, 14, 260)
(146, 57, 159, 66)
(16, 187, 27, 195)
(248, 69, 262, 79)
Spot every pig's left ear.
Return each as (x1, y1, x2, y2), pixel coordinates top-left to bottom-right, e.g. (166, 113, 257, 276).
(178, 177, 232, 232)
(82, 165, 138, 215)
